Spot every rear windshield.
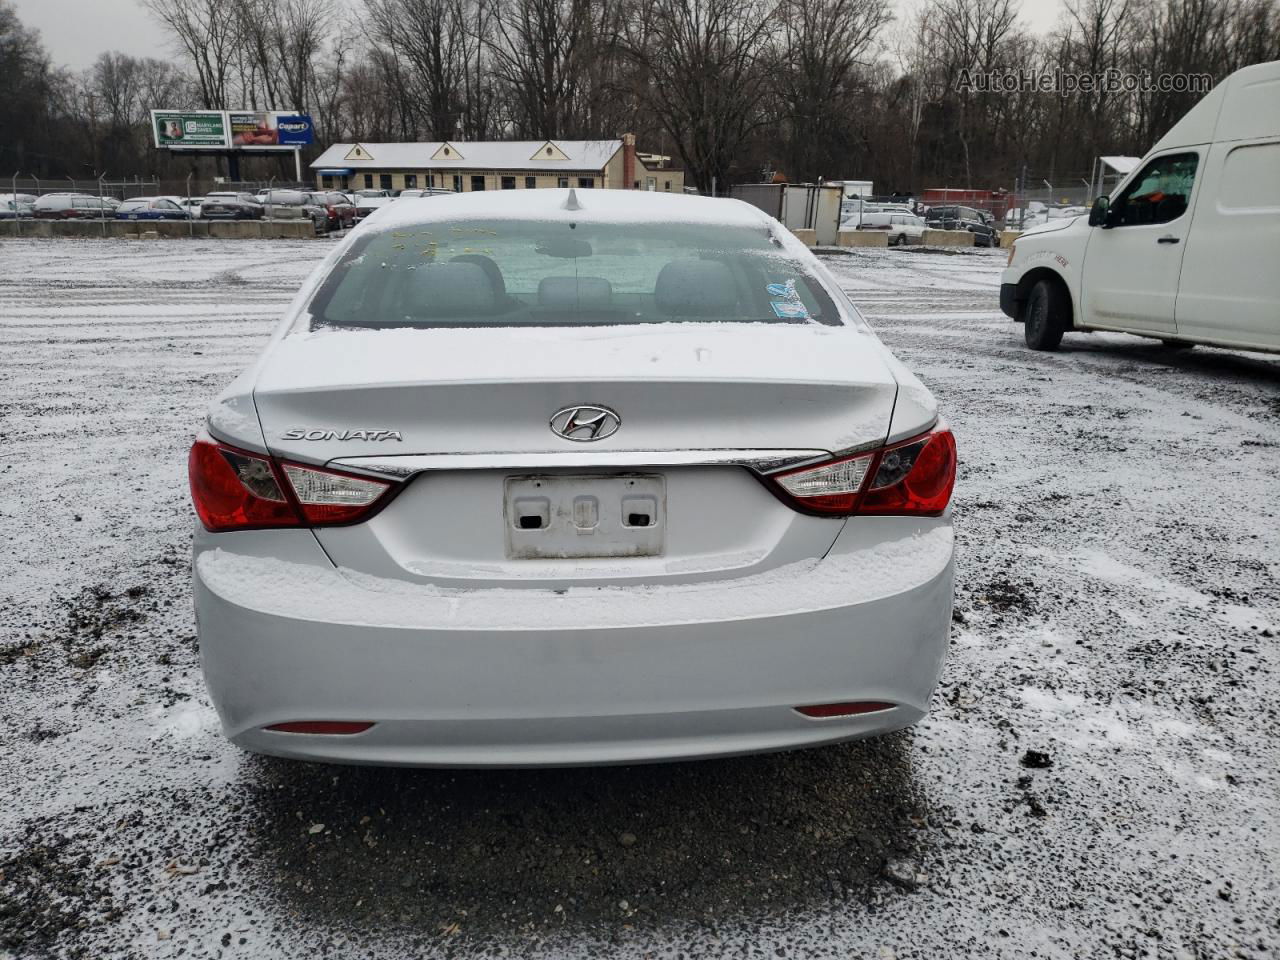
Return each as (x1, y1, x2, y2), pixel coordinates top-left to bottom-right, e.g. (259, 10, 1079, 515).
(264, 190, 306, 204)
(307, 219, 843, 329)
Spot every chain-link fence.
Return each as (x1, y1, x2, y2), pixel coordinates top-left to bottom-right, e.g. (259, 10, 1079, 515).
(1004, 163, 1139, 228)
(3, 175, 312, 202)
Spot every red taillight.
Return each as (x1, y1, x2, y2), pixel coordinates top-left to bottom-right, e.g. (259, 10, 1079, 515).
(188, 436, 300, 532)
(796, 701, 895, 718)
(188, 435, 394, 532)
(768, 424, 956, 518)
(265, 721, 374, 735)
(860, 428, 957, 516)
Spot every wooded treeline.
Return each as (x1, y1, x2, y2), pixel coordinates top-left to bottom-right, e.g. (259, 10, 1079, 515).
(1, 0, 1276, 193)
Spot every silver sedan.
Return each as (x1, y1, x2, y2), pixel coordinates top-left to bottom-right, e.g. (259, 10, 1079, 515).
(188, 189, 957, 766)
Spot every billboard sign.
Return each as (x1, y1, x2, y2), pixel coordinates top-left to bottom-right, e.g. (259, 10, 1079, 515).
(228, 111, 314, 149)
(275, 115, 315, 146)
(151, 110, 228, 149)
(151, 110, 314, 151)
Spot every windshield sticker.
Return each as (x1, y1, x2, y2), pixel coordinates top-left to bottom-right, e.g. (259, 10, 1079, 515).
(771, 300, 810, 319)
(767, 279, 810, 318)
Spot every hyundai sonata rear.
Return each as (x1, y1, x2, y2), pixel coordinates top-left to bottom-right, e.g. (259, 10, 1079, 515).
(189, 190, 956, 767)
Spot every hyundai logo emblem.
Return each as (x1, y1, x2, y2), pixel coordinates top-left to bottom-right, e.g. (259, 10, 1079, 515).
(549, 405, 621, 442)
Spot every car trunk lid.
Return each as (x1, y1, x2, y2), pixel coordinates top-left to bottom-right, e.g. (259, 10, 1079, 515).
(251, 323, 901, 586)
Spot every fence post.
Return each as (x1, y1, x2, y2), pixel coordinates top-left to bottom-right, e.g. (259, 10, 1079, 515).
(266, 175, 275, 223)
(186, 172, 194, 238)
(11, 171, 19, 237)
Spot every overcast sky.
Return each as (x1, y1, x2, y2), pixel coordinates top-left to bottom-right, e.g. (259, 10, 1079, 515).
(14, 0, 1067, 72)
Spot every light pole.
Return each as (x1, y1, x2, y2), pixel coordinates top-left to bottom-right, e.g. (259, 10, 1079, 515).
(98, 171, 108, 237)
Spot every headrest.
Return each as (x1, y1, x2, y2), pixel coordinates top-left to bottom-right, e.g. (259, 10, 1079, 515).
(538, 275, 613, 310)
(406, 262, 496, 316)
(450, 254, 507, 298)
(654, 259, 738, 316)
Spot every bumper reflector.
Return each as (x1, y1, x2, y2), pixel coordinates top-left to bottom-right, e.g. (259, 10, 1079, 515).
(265, 721, 375, 735)
(795, 701, 895, 719)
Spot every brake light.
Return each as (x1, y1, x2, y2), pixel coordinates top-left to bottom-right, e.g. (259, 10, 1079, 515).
(188, 435, 394, 531)
(768, 425, 956, 517)
(860, 428, 956, 516)
(189, 436, 299, 532)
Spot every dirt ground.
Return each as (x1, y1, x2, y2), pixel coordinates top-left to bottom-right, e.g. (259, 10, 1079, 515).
(1, 237, 1277, 959)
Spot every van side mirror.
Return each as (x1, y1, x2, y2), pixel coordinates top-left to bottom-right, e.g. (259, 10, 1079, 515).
(1088, 195, 1110, 227)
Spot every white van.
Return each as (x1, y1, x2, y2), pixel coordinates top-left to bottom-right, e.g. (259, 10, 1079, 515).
(1001, 59, 1279, 352)
(855, 211, 928, 245)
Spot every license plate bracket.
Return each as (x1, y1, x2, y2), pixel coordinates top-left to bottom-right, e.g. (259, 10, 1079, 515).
(504, 474, 665, 560)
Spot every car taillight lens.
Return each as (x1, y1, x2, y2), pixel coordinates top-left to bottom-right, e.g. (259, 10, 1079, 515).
(189, 437, 299, 532)
(859, 428, 957, 516)
(188, 435, 393, 531)
(282, 462, 390, 524)
(775, 452, 875, 514)
(769, 425, 956, 517)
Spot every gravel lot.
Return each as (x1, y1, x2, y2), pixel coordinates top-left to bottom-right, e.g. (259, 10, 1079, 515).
(1, 237, 1277, 959)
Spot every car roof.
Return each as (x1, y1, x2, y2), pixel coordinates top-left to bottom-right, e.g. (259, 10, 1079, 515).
(369, 188, 770, 233)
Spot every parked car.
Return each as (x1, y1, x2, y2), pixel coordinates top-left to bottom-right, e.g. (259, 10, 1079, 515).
(0, 198, 34, 219)
(397, 188, 455, 199)
(115, 197, 190, 221)
(841, 200, 915, 224)
(32, 195, 115, 220)
(187, 189, 958, 767)
(1002, 58, 1280, 353)
(256, 189, 330, 232)
(353, 190, 395, 222)
(200, 192, 265, 220)
(147, 195, 204, 219)
(306, 190, 356, 230)
(857, 212, 928, 246)
(179, 197, 205, 219)
(925, 205, 999, 247)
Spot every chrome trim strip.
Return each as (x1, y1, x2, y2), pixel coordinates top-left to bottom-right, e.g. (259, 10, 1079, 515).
(330, 448, 832, 480)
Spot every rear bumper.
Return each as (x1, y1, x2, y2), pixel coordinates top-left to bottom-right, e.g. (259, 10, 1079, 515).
(193, 519, 954, 767)
(1000, 281, 1020, 319)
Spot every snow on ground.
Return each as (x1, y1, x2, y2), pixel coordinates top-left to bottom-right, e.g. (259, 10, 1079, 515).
(1, 237, 1278, 959)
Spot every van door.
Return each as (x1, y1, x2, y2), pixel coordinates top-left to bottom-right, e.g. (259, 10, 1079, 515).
(1174, 139, 1280, 350)
(1081, 151, 1201, 336)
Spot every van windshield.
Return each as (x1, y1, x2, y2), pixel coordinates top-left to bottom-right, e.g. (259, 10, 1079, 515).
(307, 219, 844, 329)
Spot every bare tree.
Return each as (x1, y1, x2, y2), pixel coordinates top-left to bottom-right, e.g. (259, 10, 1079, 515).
(770, 0, 893, 181)
(365, 0, 474, 139)
(140, 0, 241, 108)
(625, 0, 780, 194)
(487, 0, 615, 138)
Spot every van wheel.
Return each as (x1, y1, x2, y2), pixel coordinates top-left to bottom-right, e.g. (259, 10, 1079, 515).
(1161, 339, 1195, 350)
(897, 233, 907, 247)
(1023, 279, 1068, 351)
